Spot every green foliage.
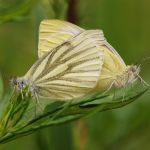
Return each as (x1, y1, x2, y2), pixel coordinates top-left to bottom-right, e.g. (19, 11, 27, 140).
(0, 0, 69, 24)
(0, 0, 35, 24)
(0, 82, 148, 144)
(0, 74, 3, 100)
(48, 0, 69, 19)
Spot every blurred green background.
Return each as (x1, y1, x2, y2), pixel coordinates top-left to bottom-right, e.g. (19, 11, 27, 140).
(0, 0, 150, 150)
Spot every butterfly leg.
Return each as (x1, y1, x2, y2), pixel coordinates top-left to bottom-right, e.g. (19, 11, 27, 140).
(34, 92, 44, 117)
(20, 89, 24, 100)
(129, 82, 138, 94)
(103, 80, 115, 95)
(112, 88, 116, 101)
(121, 86, 128, 102)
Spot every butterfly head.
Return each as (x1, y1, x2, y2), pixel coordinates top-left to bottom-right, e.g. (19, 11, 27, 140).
(114, 65, 140, 88)
(125, 65, 140, 84)
(11, 77, 29, 92)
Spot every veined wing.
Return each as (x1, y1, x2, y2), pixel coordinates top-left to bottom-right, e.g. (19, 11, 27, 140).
(38, 19, 126, 67)
(38, 19, 84, 58)
(102, 40, 126, 67)
(25, 30, 104, 100)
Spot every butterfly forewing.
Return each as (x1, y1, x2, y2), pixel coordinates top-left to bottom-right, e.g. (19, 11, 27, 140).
(25, 30, 104, 100)
(38, 19, 84, 58)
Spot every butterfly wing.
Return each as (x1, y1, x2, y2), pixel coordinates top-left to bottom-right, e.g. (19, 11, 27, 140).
(38, 19, 84, 58)
(38, 19, 126, 66)
(25, 30, 104, 100)
(102, 40, 126, 67)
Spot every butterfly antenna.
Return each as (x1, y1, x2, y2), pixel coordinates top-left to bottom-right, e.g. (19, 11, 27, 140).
(135, 56, 150, 67)
(137, 74, 150, 87)
(140, 56, 150, 64)
(132, 58, 150, 87)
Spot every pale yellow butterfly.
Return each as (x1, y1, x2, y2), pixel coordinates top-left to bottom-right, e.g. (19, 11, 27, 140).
(12, 30, 104, 100)
(38, 19, 142, 92)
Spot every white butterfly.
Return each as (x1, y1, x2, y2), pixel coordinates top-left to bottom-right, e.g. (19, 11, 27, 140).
(12, 30, 104, 100)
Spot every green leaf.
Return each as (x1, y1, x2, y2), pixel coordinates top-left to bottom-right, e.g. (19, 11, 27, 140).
(0, 82, 149, 144)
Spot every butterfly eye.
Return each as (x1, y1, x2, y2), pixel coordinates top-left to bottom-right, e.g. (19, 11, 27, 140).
(131, 65, 138, 72)
(20, 81, 25, 87)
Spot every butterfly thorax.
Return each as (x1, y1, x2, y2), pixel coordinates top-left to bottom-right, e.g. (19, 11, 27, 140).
(114, 65, 140, 88)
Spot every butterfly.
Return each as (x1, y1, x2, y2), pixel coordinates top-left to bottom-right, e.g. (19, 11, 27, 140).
(37, 19, 143, 92)
(12, 30, 105, 100)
